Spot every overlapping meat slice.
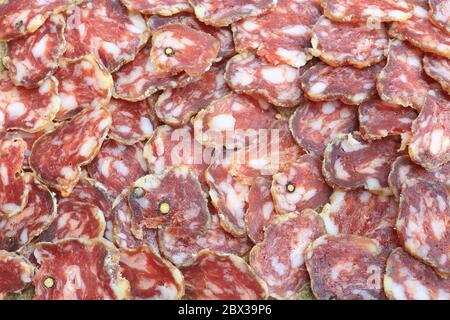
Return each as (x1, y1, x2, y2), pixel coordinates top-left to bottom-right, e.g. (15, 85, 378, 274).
(424, 54, 450, 95)
(250, 210, 326, 299)
(30, 106, 112, 196)
(0, 251, 34, 299)
(120, 0, 191, 15)
(4, 14, 66, 88)
(429, 0, 450, 34)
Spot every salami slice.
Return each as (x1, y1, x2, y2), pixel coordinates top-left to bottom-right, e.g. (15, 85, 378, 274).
(232, 0, 321, 68)
(120, 0, 191, 15)
(359, 99, 417, 141)
(300, 62, 383, 105)
(30, 106, 112, 197)
(4, 14, 65, 88)
(0, 0, 72, 41)
(189, 0, 276, 27)
(311, 16, 388, 68)
(305, 234, 385, 300)
(155, 63, 230, 126)
(377, 40, 431, 110)
(389, 1, 450, 59)
(87, 140, 148, 197)
(150, 24, 219, 77)
(0, 73, 59, 132)
(397, 179, 449, 277)
(321, 0, 413, 22)
(290, 100, 358, 156)
(271, 155, 332, 215)
(64, 0, 149, 72)
(384, 248, 450, 300)
(119, 245, 184, 300)
(55, 55, 113, 120)
(0, 251, 34, 299)
(180, 250, 268, 300)
(429, 0, 450, 34)
(321, 189, 399, 253)
(0, 174, 56, 252)
(106, 99, 156, 145)
(323, 133, 402, 195)
(33, 238, 130, 300)
(193, 94, 276, 149)
(409, 91, 450, 171)
(423, 54, 450, 95)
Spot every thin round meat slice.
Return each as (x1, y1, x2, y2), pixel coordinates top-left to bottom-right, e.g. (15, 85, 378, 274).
(0, 251, 34, 299)
(311, 16, 388, 68)
(0, 0, 72, 41)
(180, 249, 268, 300)
(424, 54, 450, 95)
(323, 133, 402, 195)
(225, 53, 303, 108)
(0, 174, 57, 252)
(321, 0, 413, 22)
(119, 245, 184, 300)
(429, 0, 450, 34)
(0, 73, 59, 132)
(377, 40, 431, 110)
(271, 155, 332, 215)
(120, 0, 192, 15)
(305, 234, 385, 300)
(245, 177, 277, 243)
(397, 179, 449, 277)
(193, 94, 276, 149)
(232, 0, 321, 68)
(87, 140, 148, 198)
(321, 189, 399, 254)
(359, 99, 417, 141)
(409, 91, 450, 171)
(300, 62, 383, 105)
(64, 0, 149, 72)
(33, 238, 130, 300)
(384, 248, 450, 300)
(4, 14, 66, 88)
(389, 1, 450, 59)
(30, 106, 112, 197)
(155, 63, 230, 126)
(54, 55, 113, 120)
(189, 0, 276, 27)
(290, 100, 358, 156)
(150, 24, 220, 77)
(250, 210, 326, 299)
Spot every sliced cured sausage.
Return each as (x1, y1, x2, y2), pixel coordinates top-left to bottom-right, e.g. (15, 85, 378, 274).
(120, 0, 191, 15)
(0, 251, 34, 299)
(429, 0, 450, 34)
(424, 54, 450, 95)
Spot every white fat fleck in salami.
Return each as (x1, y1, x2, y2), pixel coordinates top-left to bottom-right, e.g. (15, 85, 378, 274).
(0, 250, 34, 298)
(290, 100, 358, 156)
(409, 90, 450, 171)
(4, 14, 66, 88)
(33, 238, 130, 300)
(180, 250, 268, 300)
(120, 0, 191, 15)
(311, 16, 388, 68)
(0, 73, 60, 132)
(397, 179, 449, 277)
(271, 155, 332, 215)
(0, 0, 73, 41)
(155, 63, 230, 126)
(423, 54, 450, 95)
(64, 0, 150, 72)
(377, 40, 431, 110)
(384, 248, 450, 300)
(189, 0, 276, 27)
(389, 1, 450, 59)
(300, 62, 383, 105)
(305, 234, 386, 300)
(320, 189, 399, 254)
(232, 0, 321, 68)
(30, 106, 112, 197)
(322, 133, 402, 195)
(250, 210, 326, 299)
(321, 0, 413, 22)
(429, 0, 450, 35)
(150, 24, 220, 77)
(119, 245, 184, 300)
